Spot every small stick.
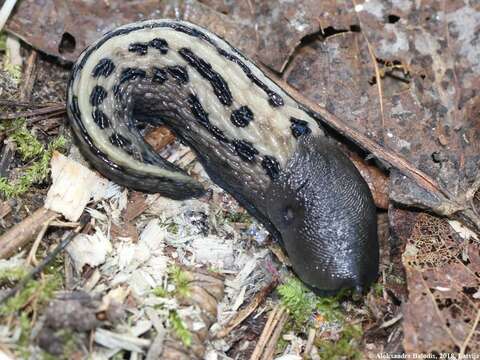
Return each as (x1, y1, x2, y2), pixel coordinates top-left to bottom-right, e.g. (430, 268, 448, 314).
(26, 218, 53, 266)
(0, 207, 59, 259)
(0, 99, 59, 108)
(250, 305, 287, 360)
(0, 103, 65, 121)
(0, 213, 89, 304)
(261, 310, 288, 360)
(215, 280, 277, 338)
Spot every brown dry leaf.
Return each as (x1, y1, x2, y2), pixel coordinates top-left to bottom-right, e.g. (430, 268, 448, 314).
(6, 0, 322, 71)
(285, 0, 480, 226)
(401, 213, 480, 354)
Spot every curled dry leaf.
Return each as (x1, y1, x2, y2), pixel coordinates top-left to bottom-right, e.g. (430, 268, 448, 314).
(400, 213, 480, 353)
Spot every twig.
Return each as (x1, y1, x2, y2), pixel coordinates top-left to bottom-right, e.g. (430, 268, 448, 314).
(261, 308, 289, 360)
(0, 207, 59, 259)
(379, 313, 403, 329)
(250, 305, 288, 360)
(0, 99, 59, 108)
(26, 217, 53, 266)
(19, 50, 38, 102)
(215, 280, 277, 338)
(0, 103, 65, 121)
(49, 220, 80, 228)
(0, 213, 89, 304)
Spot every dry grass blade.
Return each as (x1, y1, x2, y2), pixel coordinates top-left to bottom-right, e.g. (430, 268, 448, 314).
(250, 305, 288, 360)
(0, 103, 65, 121)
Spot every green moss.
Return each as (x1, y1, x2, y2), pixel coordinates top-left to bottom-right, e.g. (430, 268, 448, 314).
(4, 61, 22, 83)
(277, 278, 318, 327)
(372, 283, 384, 297)
(277, 278, 345, 326)
(168, 265, 190, 298)
(316, 323, 363, 360)
(315, 295, 343, 323)
(17, 312, 32, 358)
(0, 120, 66, 198)
(0, 273, 62, 316)
(166, 222, 179, 234)
(168, 310, 192, 348)
(223, 210, 252, 224)
(278, 279, 364, 358)
(11, 124, 44, 161)
(152, 286, 169, 298)
(275, 335, 289, 353)
(0, 267, 29, 285)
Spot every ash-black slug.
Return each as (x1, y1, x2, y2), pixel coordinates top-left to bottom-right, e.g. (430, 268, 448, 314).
(66, 19, 378, 294)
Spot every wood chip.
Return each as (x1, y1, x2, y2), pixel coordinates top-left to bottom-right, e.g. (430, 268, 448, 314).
(44, 151, 108, 221)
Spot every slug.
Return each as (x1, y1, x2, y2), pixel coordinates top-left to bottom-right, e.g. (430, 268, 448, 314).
(66, 19, 378, 294)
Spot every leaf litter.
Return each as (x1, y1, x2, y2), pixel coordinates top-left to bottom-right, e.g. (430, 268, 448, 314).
(0, 0, 480, 358)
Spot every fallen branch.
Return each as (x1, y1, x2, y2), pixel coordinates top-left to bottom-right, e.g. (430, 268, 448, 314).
(0, 207, 58, 259)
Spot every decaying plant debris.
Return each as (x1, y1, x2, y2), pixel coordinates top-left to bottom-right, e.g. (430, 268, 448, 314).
(0, 0, 479, 359)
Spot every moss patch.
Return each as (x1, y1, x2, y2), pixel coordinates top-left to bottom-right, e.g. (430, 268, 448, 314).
(168, 265, 191, 298)
(169, 310, 192, 348)
(0, 119, 66, 198)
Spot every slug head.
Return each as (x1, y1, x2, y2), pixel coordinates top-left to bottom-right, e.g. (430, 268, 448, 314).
(264, 135, 378, 294)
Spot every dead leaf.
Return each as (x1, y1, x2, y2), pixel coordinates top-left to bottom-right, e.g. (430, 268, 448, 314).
(401, 213, 480, 353)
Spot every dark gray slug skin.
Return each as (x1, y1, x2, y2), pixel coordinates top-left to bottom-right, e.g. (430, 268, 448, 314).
(67, 20, 379, 294)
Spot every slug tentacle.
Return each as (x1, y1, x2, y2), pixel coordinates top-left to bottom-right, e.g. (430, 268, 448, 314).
(67, 19, 379, 293)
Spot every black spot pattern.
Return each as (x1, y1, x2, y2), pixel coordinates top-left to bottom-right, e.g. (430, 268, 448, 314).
(90, 85, 107, 106)
(152, 67, 168, 83)
(217, 48, 284, 107)
(92, 58, 115, 78)
(149, 38, 169, 54)
(129, 42, 148, 55)
(188, 94, 209, 126)
(261, 155, 280, 180)
(166, 66, 189, 84)
(233, 140, 259, 162)
(210, 125, 228, 143)
(187, 94, 228, 143)
(71, 21, 295, 179)
(92, 108, 110, 129)
(230, 106, 253, 127)
(109, 132, 132, 149)
(113, 68, 147, 97)
(178, 48, 233, 106)
(290, 118, 312, 138)
(76, 22, 286, 109)
(119, 68, 146, 84)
